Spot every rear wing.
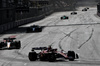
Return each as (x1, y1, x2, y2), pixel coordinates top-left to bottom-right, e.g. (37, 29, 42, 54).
(3, 38, 16, 41)
(32, 47, 47, 51)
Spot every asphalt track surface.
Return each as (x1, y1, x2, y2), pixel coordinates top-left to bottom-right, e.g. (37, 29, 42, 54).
(0, 7, 100, 66)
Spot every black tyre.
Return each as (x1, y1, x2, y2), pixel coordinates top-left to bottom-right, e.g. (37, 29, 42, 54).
(48, 53, 56, 62)
(71, 13, 72, 15)
(26, 28, 31, 33)
(76, 54, 79, 59)
(16, 41, 21, 49)
(39, 28, 42, 32)
(86, 8, 89, 9)
(37, 28, 42, 32)
(28, 52, 37, 61)
(0, 42, 3, 48)
(67, 51, 75, 61)
(61, 17, 63, 19)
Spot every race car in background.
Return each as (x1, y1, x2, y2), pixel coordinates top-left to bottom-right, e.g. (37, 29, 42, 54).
(61, 15, 69, 20)
(86, 7, 89, 9)
(82, 8, 88, 11)
(28, 47, 79, 62)
(0, 37, 21, 49)
(71, 11, 77, 15)
(26, 25, 42, 33)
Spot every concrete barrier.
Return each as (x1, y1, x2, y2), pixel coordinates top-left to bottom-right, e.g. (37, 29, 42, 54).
(14, 22, 17, 27)
(0, 9, 53, 33)
(2, 25, 5, 31)
(0, 26, 3, 33)
(46, 10, 54, 16)
(8, 24, 10, 30)
(11, 22, 14, 28)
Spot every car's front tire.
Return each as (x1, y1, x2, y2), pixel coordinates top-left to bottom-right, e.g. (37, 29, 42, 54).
(67, 51, 75, 61)
(28, 52, 37, 61)
(76, 54, 79, 59)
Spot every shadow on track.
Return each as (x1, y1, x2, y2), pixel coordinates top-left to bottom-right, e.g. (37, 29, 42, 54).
(2, 22, 100, 34)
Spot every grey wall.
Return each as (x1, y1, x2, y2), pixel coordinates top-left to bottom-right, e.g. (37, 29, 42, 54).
(0, 4, 53, 33)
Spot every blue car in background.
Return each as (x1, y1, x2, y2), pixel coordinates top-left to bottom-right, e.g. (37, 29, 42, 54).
(26, 25, 42, 33)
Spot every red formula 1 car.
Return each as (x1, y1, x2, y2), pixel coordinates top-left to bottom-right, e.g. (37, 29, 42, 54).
(28, 47, 79, 62)
(0, 37, 21, 49)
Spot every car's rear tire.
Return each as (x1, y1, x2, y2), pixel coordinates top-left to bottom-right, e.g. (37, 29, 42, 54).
(38, 28, 42, 32)
(0, 42, 3, 48)
(28, 52, 37, 61)
(16, 41, 21, 49)
(87, 8, 89, 9)
(61, 17, 63, 20)
(26, 28, 31, 33)
(67, 51, 75, 61)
